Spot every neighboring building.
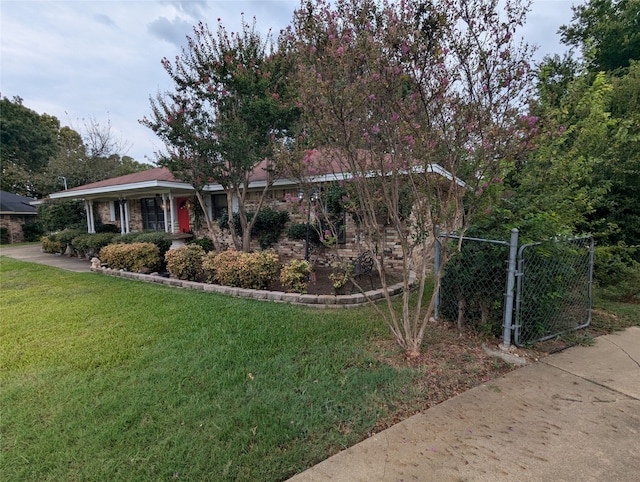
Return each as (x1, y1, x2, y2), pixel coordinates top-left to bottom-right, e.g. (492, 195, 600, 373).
(0, 190, 38, 243)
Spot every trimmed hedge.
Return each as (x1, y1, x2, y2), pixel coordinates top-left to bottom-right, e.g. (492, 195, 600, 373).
(205, 250, 280, 289)
(165, 245, 205, 281)
(99, 243, 161, 272)
(72, 232, 117, 257)
(280, 259, 312, 294)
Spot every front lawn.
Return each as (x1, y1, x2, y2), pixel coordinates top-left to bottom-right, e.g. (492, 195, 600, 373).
(0, 258, 423, 481)
(5, 256, 632, 481)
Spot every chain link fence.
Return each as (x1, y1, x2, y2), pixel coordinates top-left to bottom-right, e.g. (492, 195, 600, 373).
(514, 237, 594, 346)
(435, 231, 594, 347)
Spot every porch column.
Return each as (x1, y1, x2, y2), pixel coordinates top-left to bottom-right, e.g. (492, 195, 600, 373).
(162, 194, 169, 233)
(85, 200, 95, 233)
(169, 193, 178, 233)
(123, 199, 131, 234)
(119, 200, 126, 234)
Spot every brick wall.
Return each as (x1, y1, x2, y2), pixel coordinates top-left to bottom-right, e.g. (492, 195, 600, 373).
(0, 215, 28, 243)
(91, 188, 435, 274)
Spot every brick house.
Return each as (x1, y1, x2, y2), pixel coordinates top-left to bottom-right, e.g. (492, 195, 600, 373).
(0, 190, 39, 243)
(48, 159, 462, 270)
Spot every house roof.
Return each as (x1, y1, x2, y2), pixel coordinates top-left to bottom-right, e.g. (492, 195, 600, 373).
(64, 167, 178, 191)
(47, 152, 464, 201)
(0, 190, 38, 215)
(49, 167, 196, 200)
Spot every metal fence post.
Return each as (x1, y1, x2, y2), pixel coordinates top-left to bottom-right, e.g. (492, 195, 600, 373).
(501, 228, 519, 350)
(434, 225, 441, 320)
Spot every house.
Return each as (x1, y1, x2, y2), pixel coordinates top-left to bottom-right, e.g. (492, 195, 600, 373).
(0, 190, 39, 243)
(47, 155, 464, 269)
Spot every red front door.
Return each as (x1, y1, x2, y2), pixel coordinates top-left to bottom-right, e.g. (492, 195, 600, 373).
(177, 197, 190, 232)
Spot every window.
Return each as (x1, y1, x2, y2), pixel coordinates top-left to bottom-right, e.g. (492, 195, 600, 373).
(141, 197, 165, 231)
(109, 200, 121, 222)
(212, 194, 227, 220)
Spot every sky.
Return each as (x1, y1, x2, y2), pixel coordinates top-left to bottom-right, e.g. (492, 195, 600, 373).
(1, 0, 581, 165)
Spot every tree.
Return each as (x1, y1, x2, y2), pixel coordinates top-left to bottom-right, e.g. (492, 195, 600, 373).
(0, 96, 59, 196)
(509, 70, 614, 238)
(1, 97, 143, 196)
(36, 123, 148, 196)
(141, 17, 298, 250)
(286, 0, 535, 357)
(559, 0, 640, 73)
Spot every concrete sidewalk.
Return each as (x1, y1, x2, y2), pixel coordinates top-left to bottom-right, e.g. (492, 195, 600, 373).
(289, 327, 640, 482)
(0, 244, 92, 272)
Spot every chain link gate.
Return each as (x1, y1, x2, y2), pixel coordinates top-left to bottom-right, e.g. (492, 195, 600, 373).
(435, 230, 594, 347)
(513, 237, 594, 346)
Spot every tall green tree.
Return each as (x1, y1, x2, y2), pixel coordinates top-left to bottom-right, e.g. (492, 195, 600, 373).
(559, 0, 640, 73)
(141, 17, 298, 250)
(0, 96, 59, 196)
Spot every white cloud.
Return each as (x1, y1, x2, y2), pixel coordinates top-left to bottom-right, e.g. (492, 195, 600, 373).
(0, 0, 581, 166)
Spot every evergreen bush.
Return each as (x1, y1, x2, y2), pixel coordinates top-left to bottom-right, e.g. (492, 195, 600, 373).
(280, 259, 311, 294)
(99, 243, 161, 272)
(165, 244, 205, 281)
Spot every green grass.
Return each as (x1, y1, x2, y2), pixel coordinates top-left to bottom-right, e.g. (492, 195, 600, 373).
(0, 258, 422, 481)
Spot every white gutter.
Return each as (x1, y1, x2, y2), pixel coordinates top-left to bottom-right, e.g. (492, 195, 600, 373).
(49, 180, 195, 199)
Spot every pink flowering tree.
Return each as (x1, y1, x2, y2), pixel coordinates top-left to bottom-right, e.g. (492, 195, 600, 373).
(141, 17, 298, 251)
(285, 0, 536, 357)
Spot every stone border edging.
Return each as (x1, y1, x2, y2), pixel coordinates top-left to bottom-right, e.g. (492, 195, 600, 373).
(91, 267, 416, 308)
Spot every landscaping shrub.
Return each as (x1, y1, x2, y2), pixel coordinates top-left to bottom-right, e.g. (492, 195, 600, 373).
(207, 250, 280, 289)
(55, 229, 86, 247)
(219, 207, 290, 249)
(201, 251, 218, 283)
(99, 243, 160, 272)
(280, 259, 312, 294)
(165, 244, 205, 281)
(133, 232, 172, 260)
(22, 221, 44, 242)
(41, 229, 85, 254)
(37, 199, 85, 232)
(111, 233, 140, 244)
(287, 222, 321, 245)
(95, 222, 120, 233)
(40, 235, 64, 254)
(72, 233, 117, 258)
(187, 236, 215, 253)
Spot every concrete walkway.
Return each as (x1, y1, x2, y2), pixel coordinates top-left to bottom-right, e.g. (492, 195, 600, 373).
(0, 244, 92, 272)
(290, 327, 640, 482)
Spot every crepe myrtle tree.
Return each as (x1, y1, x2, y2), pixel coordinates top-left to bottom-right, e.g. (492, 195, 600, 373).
(283, 0, 536, 357)
(141, 17, 298, 251)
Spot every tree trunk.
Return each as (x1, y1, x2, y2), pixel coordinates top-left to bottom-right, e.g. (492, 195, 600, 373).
(193, 191, 219, 251)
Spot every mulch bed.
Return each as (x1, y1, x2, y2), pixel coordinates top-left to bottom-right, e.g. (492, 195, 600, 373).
(270, 266, 393, 295)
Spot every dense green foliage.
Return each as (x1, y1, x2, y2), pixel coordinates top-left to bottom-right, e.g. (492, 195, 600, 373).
(218, 207, 290, 249)
(141, 18, 299, 251)
(165, 244, 206, 281)
(559, 0, 640, 72)
(483, 0, 640, 287)
(0, 96, 149, 198)
(204, 249, 281, 289)
(37, 199, 86, 232)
